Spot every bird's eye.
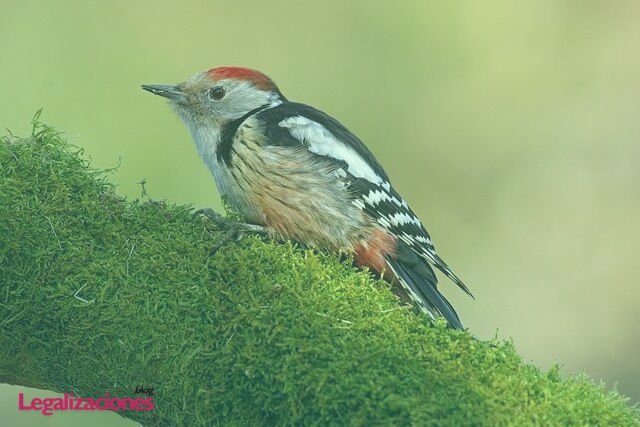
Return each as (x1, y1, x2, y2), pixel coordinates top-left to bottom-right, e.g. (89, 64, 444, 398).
(209, 86, 226, 100)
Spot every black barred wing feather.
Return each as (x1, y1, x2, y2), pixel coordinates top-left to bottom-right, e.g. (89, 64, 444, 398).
(255, 101, 473, 298)
(348, 177, 474, 299)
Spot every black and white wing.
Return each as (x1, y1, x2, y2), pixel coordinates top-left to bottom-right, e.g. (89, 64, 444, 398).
(259, 102, 472, 293)
(349, 176, 473, 299)
(254, 102, 473, 328)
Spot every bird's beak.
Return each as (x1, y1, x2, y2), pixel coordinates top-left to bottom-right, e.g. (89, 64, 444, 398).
(141, 84, 187, 103)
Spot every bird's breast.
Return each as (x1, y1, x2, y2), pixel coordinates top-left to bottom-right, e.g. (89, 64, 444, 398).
(224, 126, 374, 250)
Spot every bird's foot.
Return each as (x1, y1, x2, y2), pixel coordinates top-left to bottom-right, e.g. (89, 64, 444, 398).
(193, 208, 267, 255)
(193, 207, 227, 226)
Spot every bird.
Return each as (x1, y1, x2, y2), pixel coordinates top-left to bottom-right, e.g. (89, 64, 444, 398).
(142, 66, 473, 329)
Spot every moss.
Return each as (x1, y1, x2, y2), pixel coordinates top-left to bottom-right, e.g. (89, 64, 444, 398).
(0, 117, 638, 426)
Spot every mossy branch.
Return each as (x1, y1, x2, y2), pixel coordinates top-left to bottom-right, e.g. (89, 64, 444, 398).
(0, 122, 638, 426)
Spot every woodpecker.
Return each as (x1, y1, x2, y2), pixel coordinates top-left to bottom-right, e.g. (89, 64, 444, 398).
(142, 66, 473, 329)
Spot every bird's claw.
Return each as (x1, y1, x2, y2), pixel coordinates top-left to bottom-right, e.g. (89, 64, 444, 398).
(194, 208, 267, 255)
(208, 224, 245, 255)
(193, 207, 227, 226)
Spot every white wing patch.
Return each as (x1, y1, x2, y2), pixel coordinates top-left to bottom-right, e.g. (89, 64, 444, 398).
(354, 184, 434, 249)
(377, 216, 391, 228)
(388, 212, 421, 227)
(415, 235, 430, 244)
(363, 189, 389, 206)
(362, 188, 408, 209)
(279, 116, 383, 185)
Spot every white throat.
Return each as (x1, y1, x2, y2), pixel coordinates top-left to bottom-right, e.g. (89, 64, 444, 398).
(176, 99, 283, 206)
(185, 118, 222, 169)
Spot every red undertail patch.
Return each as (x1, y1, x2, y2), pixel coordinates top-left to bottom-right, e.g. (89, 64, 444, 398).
(354, 229, 397, 279)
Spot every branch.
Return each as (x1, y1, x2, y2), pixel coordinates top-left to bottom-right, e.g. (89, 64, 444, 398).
(0, 123, 637, 425)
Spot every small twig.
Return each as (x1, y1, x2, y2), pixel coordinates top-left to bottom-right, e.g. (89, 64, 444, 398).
(73, 283, 91, 304)
(225, 332, 235, 346)
(44, 216, 63, 250)
(138, 178, 148, 198)
(315, 312, 353, 325)
(102, 155, 122, 173)
(380, 307, 403, 314)
(224, 324, 237, 347)
(126, 243, 136, 276)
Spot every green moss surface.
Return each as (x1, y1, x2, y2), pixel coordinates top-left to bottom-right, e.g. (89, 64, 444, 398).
(0, 119, 638, 426)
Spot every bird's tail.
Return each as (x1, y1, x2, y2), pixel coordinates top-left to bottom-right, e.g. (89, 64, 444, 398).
(385, 242, 463, 330)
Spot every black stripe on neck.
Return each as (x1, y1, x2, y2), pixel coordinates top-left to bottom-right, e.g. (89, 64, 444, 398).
(217, 104, 272, 165)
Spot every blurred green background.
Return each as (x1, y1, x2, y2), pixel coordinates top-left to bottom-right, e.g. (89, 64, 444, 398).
(1, 0, 638, 424)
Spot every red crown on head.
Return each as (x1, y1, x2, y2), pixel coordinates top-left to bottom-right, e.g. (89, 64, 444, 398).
(207, 66, 277, 91)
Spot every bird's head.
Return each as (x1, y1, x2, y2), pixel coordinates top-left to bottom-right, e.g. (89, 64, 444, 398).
(142, 66, 285, 130)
